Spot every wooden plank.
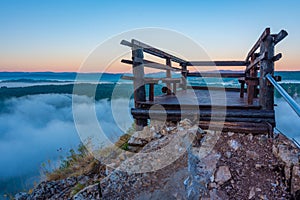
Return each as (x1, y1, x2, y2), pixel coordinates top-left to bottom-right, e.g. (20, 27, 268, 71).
(131, 108, 274, 118)
(131, 109, 275, 124)
(120, 40, 132, 47)
(161, 78, 181, 83)
(186, 61, 247, 66)
(121, 59, 181, 71)
(121, 39, 187, 64)
(121, 75, 160, 83)
(245, 27, 270, 62)
(138, 102, 262, 110)
(122, 75, 181, 84)
(187, 72, 245, 78)
(273, 30, 288, 45)
(121, 75, 134, 80)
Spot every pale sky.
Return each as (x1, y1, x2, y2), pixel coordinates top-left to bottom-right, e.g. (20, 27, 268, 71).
(0, 0, 299, 72)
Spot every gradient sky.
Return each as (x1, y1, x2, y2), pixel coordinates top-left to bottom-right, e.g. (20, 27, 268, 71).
(0, 0, 300, 72)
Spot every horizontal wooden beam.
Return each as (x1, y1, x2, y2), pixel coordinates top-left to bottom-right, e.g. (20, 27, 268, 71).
(187, 72, 245, 78)
(121, 75, 134, 80)
(120, 39, 187, 64)
(186, 61, 247, 66)
(121, 75, 160, 83)
(131, 108, 275, 124)
(120, 40, 133, 47)
(131, 108, 274, 118)
(245, 27, 270, 62)
(273, 30, 288, 45)
(121, 59, 181, 71)
(121, 76, 181, 84)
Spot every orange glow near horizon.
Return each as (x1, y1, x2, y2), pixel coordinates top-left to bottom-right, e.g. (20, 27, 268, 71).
(0, 50, 299, 73)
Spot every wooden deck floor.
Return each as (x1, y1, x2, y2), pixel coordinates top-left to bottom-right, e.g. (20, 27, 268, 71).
(139, 89, 260, 109)
(132, 88, 275, 131)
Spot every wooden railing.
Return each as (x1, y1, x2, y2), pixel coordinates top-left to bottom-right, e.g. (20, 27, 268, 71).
(120, 27, 288, 118)
(244, 28, 288, 109)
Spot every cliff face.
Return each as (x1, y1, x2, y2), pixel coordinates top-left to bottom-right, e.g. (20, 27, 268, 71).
(16, 119, 300, 200)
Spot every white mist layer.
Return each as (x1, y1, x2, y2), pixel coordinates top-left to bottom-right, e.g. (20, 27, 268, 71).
(0, 94, 133, 178)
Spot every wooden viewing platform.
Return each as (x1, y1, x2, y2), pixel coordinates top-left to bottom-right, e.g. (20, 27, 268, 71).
(120, 28, 288, 134)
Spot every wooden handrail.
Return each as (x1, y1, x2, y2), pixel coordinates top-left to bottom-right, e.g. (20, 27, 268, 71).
(121, 59, 181, 71)
(245, 28, 270, 62)
(187, 72, 245, 78)
(120, 39, 187, 64)
(186, 61, 247, 66)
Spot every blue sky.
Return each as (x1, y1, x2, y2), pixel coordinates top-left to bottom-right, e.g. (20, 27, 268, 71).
(0, 0, 299, 71)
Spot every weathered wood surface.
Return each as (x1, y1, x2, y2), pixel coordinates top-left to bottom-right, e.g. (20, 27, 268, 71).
(132, 47, 147, 129)
(186, 61, 247, 66)
(121, 75, 180, 83)
(245, 27, 270, 62)
(272, 53, 282, 62)
(181, 63, 188, 90)
(120, 27, 288, 131)
(121, 39, 187, 64)
(259, 35, 275, 110)
(149, 83, 155, 101)
(137, 89, 260, 108)
(273, 30, 288, 45)
(245, 52, 267, 72)
(166, 58, 172, 95)
(121, 59, 181, 71)
(132, 108, 274, 118)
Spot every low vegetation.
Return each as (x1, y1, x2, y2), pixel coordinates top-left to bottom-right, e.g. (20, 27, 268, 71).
(45, 143, 101, 181)
(44, 124, 136, 181)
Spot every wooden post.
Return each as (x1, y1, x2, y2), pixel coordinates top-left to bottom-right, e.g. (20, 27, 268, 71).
(181, 63, 187, 90)
(259, 35, 274, 110)
(166, 58, 172, 95)
(132, 45, 147, 130)
(149, 83, 154, 101)
(239, 80, 245, 98)
(247, 55, 257, 105)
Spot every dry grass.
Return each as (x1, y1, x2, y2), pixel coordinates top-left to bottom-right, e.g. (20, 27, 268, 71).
(46, 144, 103, 181)
(45, 125, 135, 181)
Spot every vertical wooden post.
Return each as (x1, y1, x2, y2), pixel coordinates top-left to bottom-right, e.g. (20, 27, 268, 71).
(166, 58, 172, 95)
(259, 35, 274, 110)
(181, 63, 187, 90)
(132, 45, 147, 130)
(149, 83, 154, 101)
(247, 55, 256, 105)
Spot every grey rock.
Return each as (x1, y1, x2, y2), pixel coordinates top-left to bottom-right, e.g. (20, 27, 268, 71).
(215, 166, 231, 185)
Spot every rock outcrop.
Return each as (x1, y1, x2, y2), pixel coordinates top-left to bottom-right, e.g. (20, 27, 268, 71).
(15, 119, 300, 200)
